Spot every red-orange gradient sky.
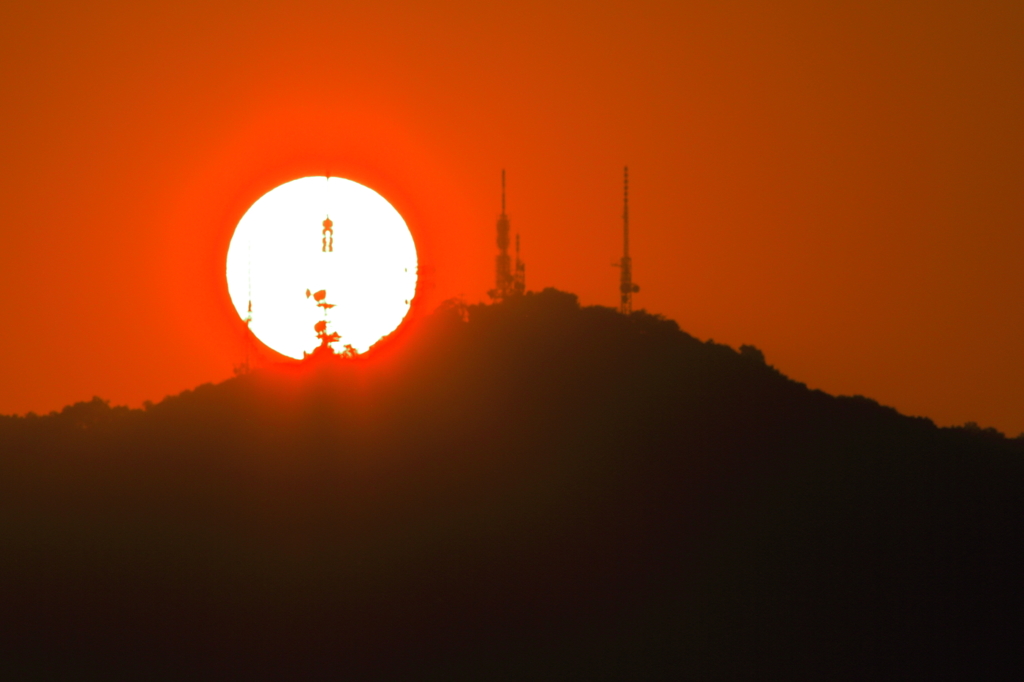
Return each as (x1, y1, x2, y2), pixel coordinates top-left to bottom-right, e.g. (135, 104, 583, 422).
(1, 1, 1022, 434)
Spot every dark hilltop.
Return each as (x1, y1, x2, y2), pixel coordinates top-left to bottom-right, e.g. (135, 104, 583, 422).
(2, 289, 1023, 679)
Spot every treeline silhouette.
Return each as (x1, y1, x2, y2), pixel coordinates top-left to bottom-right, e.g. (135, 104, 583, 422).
(2, 289, 1022, 679)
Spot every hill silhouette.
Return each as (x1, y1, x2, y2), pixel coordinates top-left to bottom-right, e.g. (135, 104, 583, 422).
(2, 289, 1022, 679)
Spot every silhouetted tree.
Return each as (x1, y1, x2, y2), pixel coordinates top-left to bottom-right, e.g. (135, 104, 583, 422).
(739, 343, 766, 364)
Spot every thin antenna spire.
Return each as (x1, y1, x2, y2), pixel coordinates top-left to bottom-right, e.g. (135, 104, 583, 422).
(618, 166, 638, 314)
(501, 169, 506, 216)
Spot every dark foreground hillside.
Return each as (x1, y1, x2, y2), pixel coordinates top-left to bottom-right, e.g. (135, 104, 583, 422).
(2, 289, 1023, 680)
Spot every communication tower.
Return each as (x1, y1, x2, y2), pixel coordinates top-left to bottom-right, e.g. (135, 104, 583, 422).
(616, 166, 640, 314)
(489, 170, 524, 300)
(322, 215, 334, 252)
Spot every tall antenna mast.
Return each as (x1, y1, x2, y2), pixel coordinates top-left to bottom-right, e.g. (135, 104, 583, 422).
(618, 166, 639, 314)
(491, 169, 513, 300)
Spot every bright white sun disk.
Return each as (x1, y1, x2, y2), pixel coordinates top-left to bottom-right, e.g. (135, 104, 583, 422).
(225, 177, 418, 359)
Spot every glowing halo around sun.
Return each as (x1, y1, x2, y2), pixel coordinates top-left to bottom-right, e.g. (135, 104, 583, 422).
(225, 177, 418, 359)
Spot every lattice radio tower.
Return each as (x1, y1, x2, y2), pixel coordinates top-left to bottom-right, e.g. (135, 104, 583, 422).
(617, 166, 640, 314)
(490, 170, 525, 299)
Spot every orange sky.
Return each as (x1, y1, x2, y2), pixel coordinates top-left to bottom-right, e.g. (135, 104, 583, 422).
(2, 1, 1022, 434)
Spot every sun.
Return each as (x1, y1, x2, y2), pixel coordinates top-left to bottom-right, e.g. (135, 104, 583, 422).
(225, 177, 418, 359)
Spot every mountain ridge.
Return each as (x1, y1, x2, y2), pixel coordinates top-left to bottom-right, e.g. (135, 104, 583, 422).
(2, 288, 1022, 679)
